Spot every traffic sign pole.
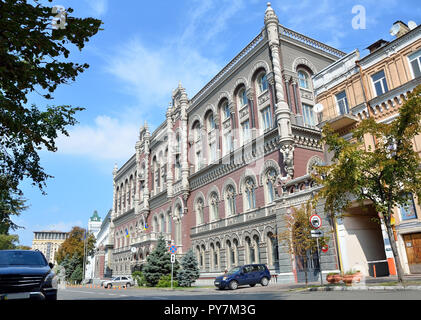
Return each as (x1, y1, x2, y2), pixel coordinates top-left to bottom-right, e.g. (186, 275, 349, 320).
(316, 237, 323, 286)
(171, 259, 173, 290)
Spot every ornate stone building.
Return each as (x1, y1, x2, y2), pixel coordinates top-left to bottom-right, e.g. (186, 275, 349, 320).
(109, 4, 345, 283)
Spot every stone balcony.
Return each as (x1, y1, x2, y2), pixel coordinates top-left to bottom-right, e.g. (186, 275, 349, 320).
(131, 231, 171, 245)
(191, 204, 276, 236)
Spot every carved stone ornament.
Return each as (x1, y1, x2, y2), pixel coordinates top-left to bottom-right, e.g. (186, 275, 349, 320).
(280, 144, 294, 178)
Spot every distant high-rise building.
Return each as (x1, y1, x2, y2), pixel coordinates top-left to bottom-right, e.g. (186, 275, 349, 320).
(32, 231, 69, 264)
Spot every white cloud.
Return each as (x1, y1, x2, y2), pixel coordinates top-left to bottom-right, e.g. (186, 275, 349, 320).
(105, 37, 221, 107)
(86, 0, 108, 17)
(56, 115, 139, 162)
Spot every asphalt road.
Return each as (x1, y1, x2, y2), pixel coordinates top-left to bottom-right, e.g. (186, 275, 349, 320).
(57, 285, 421, 300)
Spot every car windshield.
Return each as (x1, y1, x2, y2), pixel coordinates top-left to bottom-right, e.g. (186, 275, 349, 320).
(0, 251, 47, 266)
(226, 267, 241, 275)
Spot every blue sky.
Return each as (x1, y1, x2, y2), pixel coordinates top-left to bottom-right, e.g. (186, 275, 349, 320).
(14, 0, 421, 246)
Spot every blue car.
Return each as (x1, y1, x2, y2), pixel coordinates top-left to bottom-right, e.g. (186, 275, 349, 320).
(214, 264, 271, 290)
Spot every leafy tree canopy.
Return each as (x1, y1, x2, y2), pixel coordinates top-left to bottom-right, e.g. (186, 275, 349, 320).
(0, 0, 102, 232)
(313, 85, 421, 283)
(55, 226, 95, 265)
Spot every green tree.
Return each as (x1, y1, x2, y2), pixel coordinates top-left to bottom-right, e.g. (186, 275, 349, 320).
(55, 226, 96, 266)
(313, 85, 421, 284)
(177, 248, 200, 287)
(0, 0, 102, 233)
(277, 202, 329, 287)
(70, 264, 83, 284)
(143, 236, 179, 287)
(0, 233, 19, 249)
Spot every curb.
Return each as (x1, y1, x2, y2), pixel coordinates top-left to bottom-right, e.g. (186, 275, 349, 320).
(308, 285, 421, 291)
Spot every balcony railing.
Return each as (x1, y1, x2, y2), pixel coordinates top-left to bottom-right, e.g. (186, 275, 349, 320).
(190, 205, 275, 235)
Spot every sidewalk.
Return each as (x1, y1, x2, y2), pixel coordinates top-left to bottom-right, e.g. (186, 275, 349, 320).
(304, 275, 421, 291)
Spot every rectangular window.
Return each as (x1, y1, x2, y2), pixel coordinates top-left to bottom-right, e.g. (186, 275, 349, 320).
(409, 49, 421, 79)
(400, 194, 418, 221)
(302, 104, 316, 126)
(261, 106, 272, 130)
(335, 91, 349, 115)
(371, 70, 389, 96)
(242, 120, 250, 143)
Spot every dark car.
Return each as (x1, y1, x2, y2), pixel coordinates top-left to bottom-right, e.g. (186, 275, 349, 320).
(214, 264, 271, 290)
(0, 250, 58, 300)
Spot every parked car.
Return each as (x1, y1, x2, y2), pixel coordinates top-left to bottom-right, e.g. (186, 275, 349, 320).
(214, 264, 271, 290)
(0, 250, 58, 300)
(102, 276, 134, 288)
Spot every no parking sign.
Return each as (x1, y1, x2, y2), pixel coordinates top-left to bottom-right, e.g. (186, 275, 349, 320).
(309, 214, 322, 229)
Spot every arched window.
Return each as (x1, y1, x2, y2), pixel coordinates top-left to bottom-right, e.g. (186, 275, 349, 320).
(166, 212, 172, 233)
(238, 87, 248, 107)
(266, 232, 279, 267)
(210, 243, 215, 270)
(257, 73, 268, 94)
(226, 240, 232, 269)
(153, 215, 158, 232)
(207, 113, 215, 132)
(222, 101, 230, 120)
(215, 242, 221, 270)
(246, 237, 253, 264)
(174, 205, 183, 246)
(265, 169, 277, 204)
(253, 235, 260, 264)
(225, 185, 236, 216)
(244, 178, 256, 210)
(298, 70, 310, 89)
(209, 192, 219, 221)
(201, 244, 206, 270)
(160, 214, 165, 233)
(196, 198, 204, 225)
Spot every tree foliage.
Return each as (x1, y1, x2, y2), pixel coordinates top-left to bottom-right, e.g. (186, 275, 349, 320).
(313, 84, 421, 282)
(177, 248, 200, 287)
(0, 0, 102, 232)
(0, 233, 19, 249)
(143, 235, 179, 287)
(55, 226, 95, 266)
(277, 202, 329, 286)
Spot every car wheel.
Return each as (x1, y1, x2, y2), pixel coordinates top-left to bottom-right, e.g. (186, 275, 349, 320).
(260, 277, 269, 286)
(126, 283, 131, 288)
(228, 280, 238, 290)
(107, 284, 112, 289)
(249, 283, 256, 287)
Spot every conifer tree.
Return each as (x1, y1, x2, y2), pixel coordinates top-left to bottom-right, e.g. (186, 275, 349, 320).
(177, 248, 200, 287)
(143, 235, 179, 287)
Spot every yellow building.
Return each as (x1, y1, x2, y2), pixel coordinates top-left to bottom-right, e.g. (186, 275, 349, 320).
(313, 20, 421, 276)
(32, 231, 69, 264)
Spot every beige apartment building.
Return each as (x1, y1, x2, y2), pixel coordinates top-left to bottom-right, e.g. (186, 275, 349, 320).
(313, 20, 421, 276)
(32, 231, 69, 264)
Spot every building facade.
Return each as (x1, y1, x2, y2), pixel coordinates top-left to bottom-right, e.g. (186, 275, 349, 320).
(91, 210, 113, 280)
(85, 211, 103, 280)
(109, 4, 345, 283)
(32, 231, 69, 264)
(313, 21, 421, 276)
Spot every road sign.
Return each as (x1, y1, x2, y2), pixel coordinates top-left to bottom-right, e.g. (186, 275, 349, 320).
(309, 214, 322, 229)
(311, 229, 324, 238)
(170, 254, 175, 264)
(169, 245, 177, 254)
(321, 244, 329, 253)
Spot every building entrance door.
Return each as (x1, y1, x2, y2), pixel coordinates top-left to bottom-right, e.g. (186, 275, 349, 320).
(403, 233, 421, 274)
